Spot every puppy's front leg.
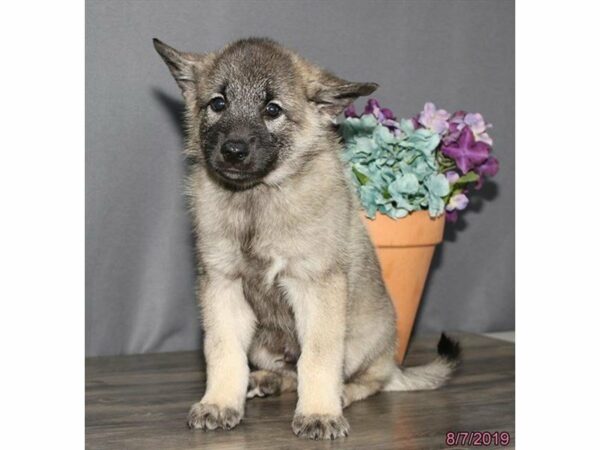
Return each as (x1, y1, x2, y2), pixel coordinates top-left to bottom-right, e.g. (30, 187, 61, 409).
(187, 275, 255, 431)
(283, 273, 349, 440)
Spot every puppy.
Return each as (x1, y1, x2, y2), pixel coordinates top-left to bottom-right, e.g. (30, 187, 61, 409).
(154, 37, 460, 440)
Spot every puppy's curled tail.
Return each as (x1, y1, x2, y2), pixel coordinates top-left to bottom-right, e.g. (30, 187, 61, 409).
(382, 333, 461, 392)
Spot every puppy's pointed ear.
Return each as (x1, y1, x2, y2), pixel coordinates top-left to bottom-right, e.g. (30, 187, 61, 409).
(153, 38, 206, 98)
(307, 71, 378, 116)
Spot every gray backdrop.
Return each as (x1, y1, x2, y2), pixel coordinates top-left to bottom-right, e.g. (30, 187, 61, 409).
(86, 0, 514, 356)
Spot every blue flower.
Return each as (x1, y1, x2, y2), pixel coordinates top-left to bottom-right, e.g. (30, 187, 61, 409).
(425, 174, 450, 217)
(389, 173, 419, 195)
(343, 112, 449, 219)
(343, 99, 498, 221)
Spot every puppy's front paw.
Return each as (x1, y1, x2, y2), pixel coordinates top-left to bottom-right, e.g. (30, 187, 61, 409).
(187, 402, 242, 431)
(292, 413, 349, 440)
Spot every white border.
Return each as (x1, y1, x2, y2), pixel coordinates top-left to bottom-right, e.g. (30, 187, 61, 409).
(0, 0, 84, 448)
(517, 0, 600, 447)
(1, 0, 599, 448)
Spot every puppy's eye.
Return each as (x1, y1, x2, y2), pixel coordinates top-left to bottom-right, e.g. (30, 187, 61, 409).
(209, 97, 226, 112)
(265, 102, 282, 118)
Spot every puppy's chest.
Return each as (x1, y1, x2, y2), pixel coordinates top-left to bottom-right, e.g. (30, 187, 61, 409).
(239, 236, 291, 323)
(226, 216, 296, 333)
(242, 257, 300, 362)
(214, 194, 301, 328)
(228, 201, 293, 279)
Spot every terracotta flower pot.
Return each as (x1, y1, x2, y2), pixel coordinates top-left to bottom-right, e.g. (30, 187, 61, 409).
(361, 211, 445, 364)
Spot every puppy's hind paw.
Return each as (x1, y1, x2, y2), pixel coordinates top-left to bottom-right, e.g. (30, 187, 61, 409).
(187, 402, 242, 431)
(292, 413, 350, 440)
(247, 370, 282, 399)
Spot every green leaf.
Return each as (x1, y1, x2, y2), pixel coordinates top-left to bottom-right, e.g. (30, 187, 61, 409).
(352, 166, 370, 185)
(455, 171, 480, 186)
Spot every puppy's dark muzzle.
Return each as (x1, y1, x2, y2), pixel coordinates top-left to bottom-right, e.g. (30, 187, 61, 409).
(209, 136, 277, 189)
(221, 140, 249, 164)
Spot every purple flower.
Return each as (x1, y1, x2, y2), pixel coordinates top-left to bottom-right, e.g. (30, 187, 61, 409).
(344, 104, 358, 118)
(443, 111, 467, 144)
(474, 156, 499, 189)
(410, 115, 422, 129)
(418, 102, 450, 134)
(445, 170, 460, 184)
(443, 124, 460, 145)
(464, 113, 493, 145)
(464, 113, 485, 133)
(450, 110, 467, 122)
(445, 210, 459, 223)
(446, 193, 469, 211)
(441, 127, 491, 174)
(343, 100, 402, 135)
(444, 110, 493, 145)
(365, 99, 396, 121)
(477, 156, 499, 177)
(364, 99, 401, 133)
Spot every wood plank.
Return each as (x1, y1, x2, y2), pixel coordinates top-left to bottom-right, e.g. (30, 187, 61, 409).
(86, 333, 515, 449)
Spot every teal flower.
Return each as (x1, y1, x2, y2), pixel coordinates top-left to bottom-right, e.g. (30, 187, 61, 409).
(342, 99, 498, 222)
(426, 173, 450, 197)
(389, 173, 419, 196)
(357, 184, 383, 218)
(425, 174, 450, 217)
(343, 118, 449, 219)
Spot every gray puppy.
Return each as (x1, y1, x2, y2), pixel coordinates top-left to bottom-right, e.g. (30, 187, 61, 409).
(154, 37, 460, 440)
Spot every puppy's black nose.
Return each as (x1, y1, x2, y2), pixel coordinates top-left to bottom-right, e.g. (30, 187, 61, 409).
(221, 140, 249, 163)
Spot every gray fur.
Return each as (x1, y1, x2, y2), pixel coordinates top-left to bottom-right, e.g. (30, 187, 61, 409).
(154, 37, 458, 440)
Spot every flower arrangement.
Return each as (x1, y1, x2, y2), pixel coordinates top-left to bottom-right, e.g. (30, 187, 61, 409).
(341, 100, 499, 222)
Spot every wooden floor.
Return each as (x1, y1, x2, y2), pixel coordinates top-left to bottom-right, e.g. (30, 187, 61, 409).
(86, 333, 514, 449)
